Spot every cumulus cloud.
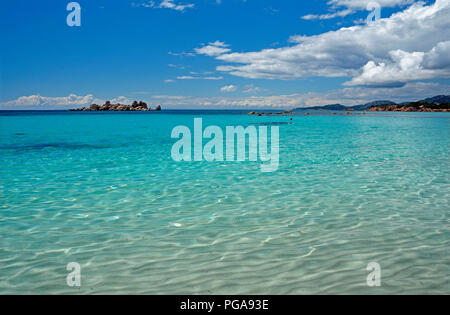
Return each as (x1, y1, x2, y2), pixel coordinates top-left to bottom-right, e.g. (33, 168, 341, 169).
(302, 0, 415, 20)
(422, 40, 450, 69)
(195, 41, 231, 56)
(212, 0, 450, 87)
(346, 42, 450, 87)
(220, 85, 238, 92)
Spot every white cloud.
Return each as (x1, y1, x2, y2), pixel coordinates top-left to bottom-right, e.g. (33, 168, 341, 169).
(176, 75, 196, 80)
(133, 0, 194, 11)
(302, 9, 354, 20)
(168, 51, 195, 57)
(0, 94, 98, 108)
(346, 42, 450, 87)
(189, 71, 214, 75)
(176, 75, 223, 80)
(195, 41, 231, 56)
(242, 84, 265, 93)
(423, 40, 450, 69)
(328, 0, 415, 10)
(168, 64, 187, 69)
(159, 0, 194, 11)
(0, 94, 133, 109)
(145, 82, 449, 108)
(110, 96, 133, 104)
(302, 0, 415, 20)
(212, 0, 450, 87)
(220, 85, 238, 92)
(1, 82, 448, 109)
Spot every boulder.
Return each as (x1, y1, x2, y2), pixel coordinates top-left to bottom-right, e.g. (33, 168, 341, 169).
(89, 104, 100, 111)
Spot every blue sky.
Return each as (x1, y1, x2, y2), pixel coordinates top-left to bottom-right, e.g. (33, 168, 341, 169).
(0, 0, 448, 109)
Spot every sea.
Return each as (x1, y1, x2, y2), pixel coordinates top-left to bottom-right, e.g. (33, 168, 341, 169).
(0, 110, 448, 294)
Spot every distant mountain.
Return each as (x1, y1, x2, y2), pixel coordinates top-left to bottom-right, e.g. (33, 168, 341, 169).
(368, 95, 450, 112)
(363, 100, 397, 106)
(294, 100, 396, 111)
(293, 96, 450, 111)
(419, 95, 450, 104)
(352, 100, 396, 111)
(294, 104, 347, 111)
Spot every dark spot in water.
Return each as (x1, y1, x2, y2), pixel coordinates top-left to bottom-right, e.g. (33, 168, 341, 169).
(14, 133, 26, 136)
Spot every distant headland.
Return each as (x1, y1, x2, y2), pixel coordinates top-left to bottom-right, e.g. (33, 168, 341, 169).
(367, 102, 449, 112)
(293, 95, 450, 112)
(70, 101, 161, 112)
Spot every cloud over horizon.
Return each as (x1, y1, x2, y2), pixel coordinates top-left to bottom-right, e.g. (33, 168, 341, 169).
(2, 82, 448, 109)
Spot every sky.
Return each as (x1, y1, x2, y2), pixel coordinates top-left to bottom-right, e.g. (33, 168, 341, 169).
(0, 0, 449, 109)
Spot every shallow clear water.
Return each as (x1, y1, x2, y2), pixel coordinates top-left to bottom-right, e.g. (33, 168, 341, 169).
(0, 110, 449, 294)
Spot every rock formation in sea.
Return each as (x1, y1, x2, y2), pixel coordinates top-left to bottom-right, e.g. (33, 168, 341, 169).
(248, 111, 293, 116)
(69, 101, 162, 112)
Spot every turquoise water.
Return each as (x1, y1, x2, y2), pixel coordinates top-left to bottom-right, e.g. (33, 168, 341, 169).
(0, 110, 449, 294)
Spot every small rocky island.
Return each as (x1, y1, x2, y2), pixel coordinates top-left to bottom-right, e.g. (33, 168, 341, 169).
(248, 110, 293, 116)
(70, 101, 161, 112)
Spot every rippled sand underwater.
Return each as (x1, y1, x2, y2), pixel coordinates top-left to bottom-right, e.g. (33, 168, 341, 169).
(0, 111, 449, 294)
